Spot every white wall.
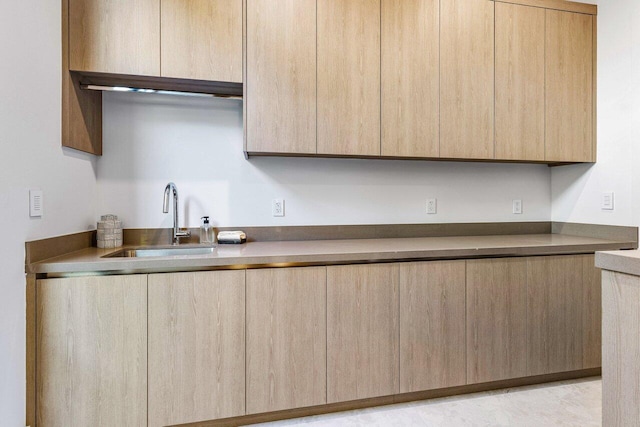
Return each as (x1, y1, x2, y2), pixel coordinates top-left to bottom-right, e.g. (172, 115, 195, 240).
(0, 1, 98, 424)
(552, 0, 639, 227)
(8, 0, 633, 423)
(99, 92, 551, 229)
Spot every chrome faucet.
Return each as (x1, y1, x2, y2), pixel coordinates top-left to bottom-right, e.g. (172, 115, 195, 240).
(163, 182, 191, 245)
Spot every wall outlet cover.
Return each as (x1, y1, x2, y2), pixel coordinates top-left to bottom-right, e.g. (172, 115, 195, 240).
(426, 198, 437, 214)
(272, 199, 285, 217)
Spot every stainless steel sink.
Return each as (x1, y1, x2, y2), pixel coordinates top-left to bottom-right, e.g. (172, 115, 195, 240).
(103, 246, 217, 258)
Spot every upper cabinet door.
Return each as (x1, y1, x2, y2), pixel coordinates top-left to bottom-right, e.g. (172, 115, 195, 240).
(318, 0, 381, 156)
(246, 0, 317, 154)
(545, 10, 594, 162)
(69, 0, 160, 76)
(381, 0, 439, 158)
(495, 3, 545, 161)
(440, 0, 494, 160)
(161, 0, 243, 82)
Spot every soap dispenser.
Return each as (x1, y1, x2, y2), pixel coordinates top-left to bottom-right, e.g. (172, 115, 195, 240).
(200, 216, 214, 245)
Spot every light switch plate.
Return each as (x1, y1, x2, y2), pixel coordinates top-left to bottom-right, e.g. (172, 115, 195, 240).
(602, 192, 614, 210)
(30, 189, 43, 217)
(512, 199, 523, 215)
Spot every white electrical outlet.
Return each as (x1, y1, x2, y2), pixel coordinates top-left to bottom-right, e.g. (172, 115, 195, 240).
(426, 198, 437, 214)
(602, 192, 614, 210)
(512, 199, 523, 215)
(272, 199, 285, 217)
(30, 189, 43, 218)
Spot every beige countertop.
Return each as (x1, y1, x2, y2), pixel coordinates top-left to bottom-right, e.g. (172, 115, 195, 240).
(596, 249, 640, 276)
(30, 233, 635, 276)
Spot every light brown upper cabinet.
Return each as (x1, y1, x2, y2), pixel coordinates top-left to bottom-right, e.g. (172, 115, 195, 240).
(495, 3, 545, 161)
(381, 0, 439, 158)
(317, 0, 381, 156)
(545, 10, 594, 162)
(246, 267, 327, 414)
(68, 0, 243, 81)
(161, 0, 243, 82)
(148, 271, 245, 426)
(246, 0, 317, 154)
(69, 0, 160, 76)
(327, 264, 399, 402)
(440, 0, 494, 160)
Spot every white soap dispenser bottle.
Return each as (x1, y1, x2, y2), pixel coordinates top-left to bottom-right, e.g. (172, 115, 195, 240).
(200, 216, 214, 245)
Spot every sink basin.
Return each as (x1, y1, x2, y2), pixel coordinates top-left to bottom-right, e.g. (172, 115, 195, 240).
(103, 246, 217, 258)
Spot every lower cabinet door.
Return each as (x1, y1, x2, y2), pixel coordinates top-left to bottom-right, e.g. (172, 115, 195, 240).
(466, 258, 528, 383)
(602, 270, 640, 426)
(582, 255, 602, 369)
(527, 255, 585, 375)
(37, 275, 148, 427)
(148, 271, 245, 426)
(327, 264, 400, 403)
(400, 261, 466, 392)
(246, 267, 327, 414)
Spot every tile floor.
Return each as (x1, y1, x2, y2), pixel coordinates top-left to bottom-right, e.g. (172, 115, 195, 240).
(249, 377, 601, 427)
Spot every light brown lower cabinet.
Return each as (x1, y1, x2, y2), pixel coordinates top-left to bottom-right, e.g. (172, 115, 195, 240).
(35, 254, 603, 423)
(582, 256, 602, 369)
(399, 261, 466, 392)
(37, 275, 148, 427)
(467, 258, 528, 383)
(527, 256, 586, 376)
(602, 270, 640, 426)
(467, 255, 601, 382)
(147, 271, 245, 427)
(327, 264, 400, 402)
(246, 267, 327, 414)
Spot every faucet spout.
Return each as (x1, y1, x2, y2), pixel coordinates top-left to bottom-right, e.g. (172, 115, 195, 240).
(163, 184, 173, 214)
(163, 182, 190, 245)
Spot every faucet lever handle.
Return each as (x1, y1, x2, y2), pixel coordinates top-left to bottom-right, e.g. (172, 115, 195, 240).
(176, 229, 191, 238)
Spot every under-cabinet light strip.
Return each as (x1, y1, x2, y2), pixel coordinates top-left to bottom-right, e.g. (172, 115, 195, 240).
(80, 84, 243, 100)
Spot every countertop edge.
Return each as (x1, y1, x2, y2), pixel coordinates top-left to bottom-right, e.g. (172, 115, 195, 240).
(596, 250, 640, 277)
(31, 239, 636, 277)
